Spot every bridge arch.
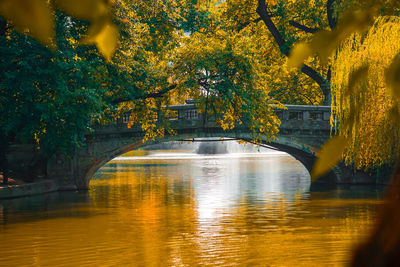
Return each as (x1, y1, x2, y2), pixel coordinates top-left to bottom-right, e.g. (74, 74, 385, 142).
(47, 104, 345, 190)
(75, 132, 337, 190)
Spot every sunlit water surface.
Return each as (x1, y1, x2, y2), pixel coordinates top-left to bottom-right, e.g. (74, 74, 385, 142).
(0, 151, 384, 266)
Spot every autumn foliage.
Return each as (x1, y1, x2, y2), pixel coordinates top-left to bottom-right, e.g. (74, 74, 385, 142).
(332, 16, 400, 170)
(3, 1, 400, 263)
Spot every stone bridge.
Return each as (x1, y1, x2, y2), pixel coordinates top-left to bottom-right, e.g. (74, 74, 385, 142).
(46, 103, 359, 190)
(7, 104, 375, 191)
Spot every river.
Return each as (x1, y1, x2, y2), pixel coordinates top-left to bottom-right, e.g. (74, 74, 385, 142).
(0, 149, 384, 266)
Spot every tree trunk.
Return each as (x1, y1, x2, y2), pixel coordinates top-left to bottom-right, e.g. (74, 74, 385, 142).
(203, 87, 209, 127)
(321, 81, 331, 105)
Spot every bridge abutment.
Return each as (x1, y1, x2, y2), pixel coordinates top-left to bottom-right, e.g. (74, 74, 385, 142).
(47, 153, 80, 190)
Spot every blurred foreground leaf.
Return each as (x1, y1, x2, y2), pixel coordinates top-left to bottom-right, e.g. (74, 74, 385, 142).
(389, 106, 400, 123)
(386, 53, 400, 101)
(0, 0, 55, 49)
(56, 0, 118, 61)
(287, 42, 312, 68)
(87, 21, 119, 62)
(311, 135, 348, 181)
(0, 0, 119, 60)
(288, 7, 377, 68)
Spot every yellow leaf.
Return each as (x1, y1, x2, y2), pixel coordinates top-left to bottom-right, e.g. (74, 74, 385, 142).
(95, 22, 119, 61)
(81, 21, 119, 62)
(310, 30, 337, 64)
(287, 42, 313, 69)
(0, 0, 56, 49)
(311, 136, 348, 181)
(296, 8, 378, 65)
(79, 17, 108, 44)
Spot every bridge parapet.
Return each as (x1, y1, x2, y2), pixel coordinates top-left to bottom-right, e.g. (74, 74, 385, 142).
(112, 104, 331, 133)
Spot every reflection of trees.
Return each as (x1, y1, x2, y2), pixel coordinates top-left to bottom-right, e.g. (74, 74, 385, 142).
(86, 157, 381, 265)
(0, 192, 93, 225)
(90, 159, 202, 265)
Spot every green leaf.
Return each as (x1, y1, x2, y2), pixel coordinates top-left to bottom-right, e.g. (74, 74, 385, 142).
(80, 20, 119, 61)
(311, 136, 349, 181)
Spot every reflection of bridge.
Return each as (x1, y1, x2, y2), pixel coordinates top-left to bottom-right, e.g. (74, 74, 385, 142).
(45, 104, 345, 190)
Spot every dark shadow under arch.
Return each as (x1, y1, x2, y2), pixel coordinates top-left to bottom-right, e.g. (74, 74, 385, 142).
(83, 135, 338, 189)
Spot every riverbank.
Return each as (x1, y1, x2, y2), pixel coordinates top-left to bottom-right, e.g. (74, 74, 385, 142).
(0, 179, 58, 199)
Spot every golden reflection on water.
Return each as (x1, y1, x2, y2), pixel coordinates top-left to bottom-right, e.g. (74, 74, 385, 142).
(0, 152, 383, 266)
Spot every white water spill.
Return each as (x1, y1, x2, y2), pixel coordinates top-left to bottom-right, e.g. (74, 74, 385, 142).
(113, 150, 287, 161)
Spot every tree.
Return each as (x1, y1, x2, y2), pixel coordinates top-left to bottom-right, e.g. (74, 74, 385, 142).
(221, 0, 337, 104)
(270, 1, 400, 263)
(109, 0, 284, 141)
(172, 31, 281, 140)
(0, 0, 285, 184)
(280, 0, 400, 178)
(0, 13, 113, 183)
(331, 16, 400, 170)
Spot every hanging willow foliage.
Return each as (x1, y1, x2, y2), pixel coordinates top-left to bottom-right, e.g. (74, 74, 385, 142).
(331, 16, 400, 170)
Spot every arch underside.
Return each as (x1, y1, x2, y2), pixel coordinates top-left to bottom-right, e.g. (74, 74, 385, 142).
(77, 129, 337, 189)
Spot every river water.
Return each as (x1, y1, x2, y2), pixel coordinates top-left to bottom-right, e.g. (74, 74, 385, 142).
(0, 150, 384, 266)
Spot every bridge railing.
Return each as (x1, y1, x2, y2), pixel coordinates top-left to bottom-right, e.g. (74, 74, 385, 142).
(114, 104, 331, 132)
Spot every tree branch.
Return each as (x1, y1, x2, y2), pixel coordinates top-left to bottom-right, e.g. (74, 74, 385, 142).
(301, 64, 330, 103)
(256, 0, 288, 55)
(289, 20, 319, 33)
(256, 0, 330, 103)
(111, 84, 177, 104)
(327, 66, 331, 82)
(300, 64, 327, 88)
(327, 0, 338, 30)
(294, 89, 318, 105)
